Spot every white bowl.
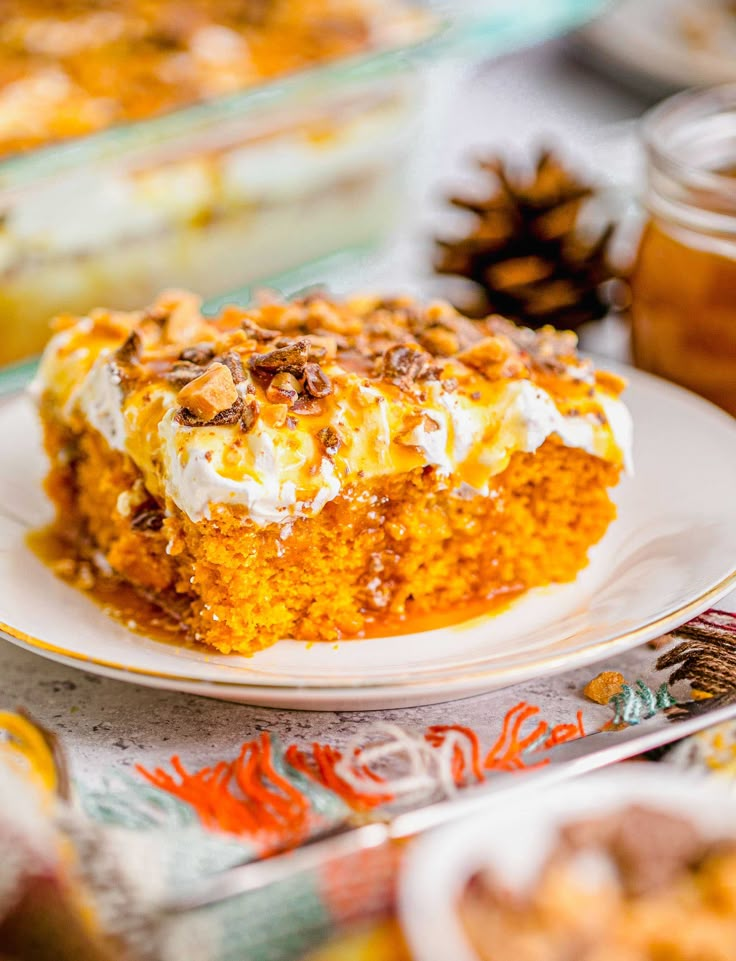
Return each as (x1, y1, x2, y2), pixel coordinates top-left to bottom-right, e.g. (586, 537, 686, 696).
(399, 764, 736, 961)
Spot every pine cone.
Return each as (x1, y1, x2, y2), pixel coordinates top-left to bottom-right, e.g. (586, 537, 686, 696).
(435, 150, 618, 329)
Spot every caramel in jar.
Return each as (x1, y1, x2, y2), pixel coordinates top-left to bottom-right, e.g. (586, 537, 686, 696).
(631, 221, 736, 415)
(631, 86, 736, 416)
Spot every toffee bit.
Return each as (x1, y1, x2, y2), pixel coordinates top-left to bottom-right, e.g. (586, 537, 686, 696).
(266, 371, 300, 405)
(175, 408, 200, 427)
(303, 362, 333, 398)
(250, 339, 309, 375)
(307, 343, 327, 360)
(180, 343, 215, 365)
(166, 361, 205, 389)
(380, 344, 429, 385)
(217, 350, 246, 385)
(176, 397, 244, 427)
(292, 396, 323, 415)
(142, 305, 169, 326)
(116, 330, 142, 364)
(458, 334, 528, 380)
(420, 325, 460, 357)
(242, 320, 281, 342)
(160, 290, 204, 343)
(177, 363, 238, 421)
(418, 364, 442, 382)
(241, 398, 260, 433)
(202, 398, 245, 426)
(262, 404, 289, 428)
(457, 335, 507, 369)
(317, 425, 341, 456)
(131, 508, 165, 532)
(306, 334, 338, 361)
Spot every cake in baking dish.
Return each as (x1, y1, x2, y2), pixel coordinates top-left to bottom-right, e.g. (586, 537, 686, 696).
(34, 290, 632, 654)
(0, 0, 424, 158)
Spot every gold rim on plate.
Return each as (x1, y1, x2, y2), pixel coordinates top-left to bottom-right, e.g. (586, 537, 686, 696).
(2, 567, 734, 693)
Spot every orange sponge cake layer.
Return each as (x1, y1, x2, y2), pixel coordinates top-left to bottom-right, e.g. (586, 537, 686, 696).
(35, 291, 631, 653)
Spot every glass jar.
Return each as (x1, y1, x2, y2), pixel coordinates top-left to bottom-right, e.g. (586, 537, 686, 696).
(631, 85, 736, 416)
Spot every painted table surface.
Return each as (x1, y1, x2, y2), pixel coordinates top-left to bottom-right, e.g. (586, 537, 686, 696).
(0, 41, 720, 786)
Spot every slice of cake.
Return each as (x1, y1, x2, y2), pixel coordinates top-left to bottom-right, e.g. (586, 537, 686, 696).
(34, 290, 632, 654)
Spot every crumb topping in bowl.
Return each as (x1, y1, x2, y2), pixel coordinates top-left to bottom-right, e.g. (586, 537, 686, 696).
(460, 804, 736, 961)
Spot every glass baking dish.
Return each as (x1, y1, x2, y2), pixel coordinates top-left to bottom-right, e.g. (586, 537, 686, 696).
(0, 0, 607, 370)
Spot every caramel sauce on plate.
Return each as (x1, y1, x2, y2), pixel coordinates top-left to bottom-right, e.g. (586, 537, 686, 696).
(29, 526, 522, 648)
(27, 526, 195, 649)
(359, 585, 523, 638)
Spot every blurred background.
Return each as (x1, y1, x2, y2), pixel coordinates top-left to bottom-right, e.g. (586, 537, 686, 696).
(0, 0, 735, 413)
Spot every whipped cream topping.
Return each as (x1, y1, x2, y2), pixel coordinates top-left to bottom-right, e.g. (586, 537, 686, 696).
(35, 296, 634, 528)
(37, 346, 633, 527)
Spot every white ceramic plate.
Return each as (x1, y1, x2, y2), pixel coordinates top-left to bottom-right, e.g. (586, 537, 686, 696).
(399, 765, 736, 961)
(0, 365, 735, 710)
(574, 0, 736, 96)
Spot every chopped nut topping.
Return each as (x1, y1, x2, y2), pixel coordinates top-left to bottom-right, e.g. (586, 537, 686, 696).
(90, 311, 133, 340)
(418, 364, 442, 382)
(317, 425, 341, 456)
(250, 340, 309, 375)
(131, 507, 165, 532)
(262, 404, 289, 428)
(457, 334, 526, 379)
(292, 396, 323, 416)
(419, 311, 485, 352)
(306, 334, 338, 361)
(266, 371, 301, 405)
(240, 397, 260, 433)
(424, 415, 441, 432)
(166, 361, 205, 389)
(559, 806, 704, 897)
(176, 397, 244, 427)
(458, 335, 506, 366)
(242, 321, 281, 343)
(305, 300, 362, 335)
(420, 325, 460, 357)
(217, 350, 246, 385)
(158, 290, 205, 344)
(303, 363, 333, 398)
(180, 344, 215, 365)
(54, 292, 620, 475)
(595, 369, 627, 396)
(177, 363, 238, 421)
(395, 413, 441, 446)
(141, 305, 170, 326)
(116, 331, 142, 364)
(380, 344, 430, 386)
